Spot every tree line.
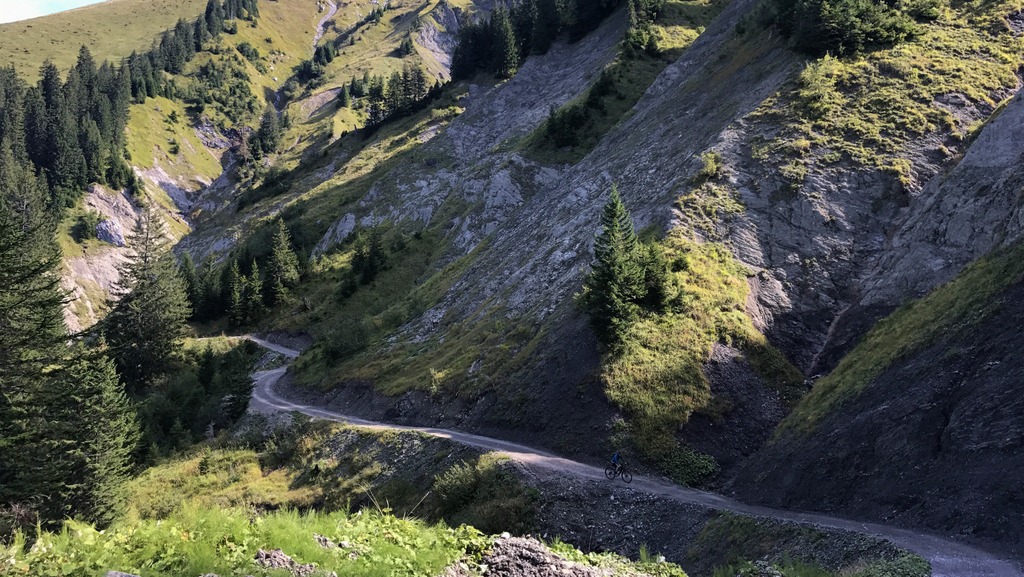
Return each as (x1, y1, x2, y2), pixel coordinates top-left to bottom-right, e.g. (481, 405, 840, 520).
(451, 0, 623, 80)
(0, 0, 264, 537)
(746, 0, 934, 54)
(339, 65, 438, 129)
(177, 218, 303, 328)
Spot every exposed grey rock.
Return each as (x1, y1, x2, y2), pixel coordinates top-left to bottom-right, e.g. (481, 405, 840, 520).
(254, 548, 332, 577)
(861, 88, 1024, 307)
(105, 572, 140, 577)
(313, 533, 335, 549)
(96, 219, 126, 247)
(313, 213, 356, 255)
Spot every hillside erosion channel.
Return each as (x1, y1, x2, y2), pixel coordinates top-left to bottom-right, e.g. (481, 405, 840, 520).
(245, 336, 1024, 577)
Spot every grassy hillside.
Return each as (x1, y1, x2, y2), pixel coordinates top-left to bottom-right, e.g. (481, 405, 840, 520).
(747, 0, 1024, 188)
(0, 420, 675, 577)
(0, 0, 206, 76)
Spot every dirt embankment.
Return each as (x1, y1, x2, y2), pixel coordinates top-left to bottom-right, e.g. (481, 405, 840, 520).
(728, 279, 1024, 561)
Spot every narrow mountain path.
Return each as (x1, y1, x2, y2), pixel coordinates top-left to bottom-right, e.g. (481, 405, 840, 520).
(245, 336, 1023, 577)
(312, 0, 338, 51)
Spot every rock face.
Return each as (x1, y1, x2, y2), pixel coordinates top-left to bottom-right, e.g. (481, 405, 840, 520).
(313, 213, 356, 255)
(727, 279, 1024, 559)
(862, 89, 1024, 304)
(96, 219, 126, 246)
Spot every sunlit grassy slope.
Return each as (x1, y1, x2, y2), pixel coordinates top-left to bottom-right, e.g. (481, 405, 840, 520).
(126, 96, 224, 184)
(0, 0, 206, 76)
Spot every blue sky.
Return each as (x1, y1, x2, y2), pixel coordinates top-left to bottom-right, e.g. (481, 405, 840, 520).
(0, 0, 106, 24)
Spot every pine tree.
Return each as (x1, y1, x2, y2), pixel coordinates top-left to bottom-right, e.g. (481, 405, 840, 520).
(226, 259, 244, 326)
(252, 108, 281, 157)
(51, 349, 139, 526)
(0, 145, 137, 528)
(492, 7, 520, 78)
(532, 0, 561, 54)
(241, 260, 264, 324)
(103, 207, 192, 391)
(205, 0, 225, 36)
(265, 218, 300, 306)
(178, 251, 201, 316)
(579, 185, 644, 346)
(197, 255, 221, 320)
(0, 146, 66, 499)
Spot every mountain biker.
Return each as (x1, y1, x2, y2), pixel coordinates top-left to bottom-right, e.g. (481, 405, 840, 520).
(610, 450, 624, 473)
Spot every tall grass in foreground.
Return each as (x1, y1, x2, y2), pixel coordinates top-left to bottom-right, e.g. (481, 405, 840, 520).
(1, 507, 483, 577)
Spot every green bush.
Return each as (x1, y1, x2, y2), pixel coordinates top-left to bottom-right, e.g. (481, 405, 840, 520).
(73, 211, 103, 242)
(430, 456, 537, 535)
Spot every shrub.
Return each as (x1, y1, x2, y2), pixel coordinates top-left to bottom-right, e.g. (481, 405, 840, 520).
(73, 211, 103, 241)
(430, 456, 537, 534)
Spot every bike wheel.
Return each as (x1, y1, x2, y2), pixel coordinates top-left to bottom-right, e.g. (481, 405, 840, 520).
(604, 465, 617, 480)
(621, 470, 633, 483)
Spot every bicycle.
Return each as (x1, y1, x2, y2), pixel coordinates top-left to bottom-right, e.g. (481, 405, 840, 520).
(604, 463, 633, 483)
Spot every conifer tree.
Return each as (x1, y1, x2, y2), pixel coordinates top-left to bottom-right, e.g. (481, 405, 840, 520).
(241, 259, 264, 324)
(579, 185, 644, 346)
(197, 255, 221, 320)
(49, 349, 139, 526)
(226, 259, 244, 326)
(178, 251, 202, 316)
(492, 7, 520, 78)
(266, 218, 300, 306)
(0, 145, 137, 528)
(103, 207, 192, 391)
(532, 0, 561, 54)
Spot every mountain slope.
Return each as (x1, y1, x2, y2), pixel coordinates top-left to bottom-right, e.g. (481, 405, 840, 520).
(0, 0, 206, 76)
(728, 240, 1024, 559)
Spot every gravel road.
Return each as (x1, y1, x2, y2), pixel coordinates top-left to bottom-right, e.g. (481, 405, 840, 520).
(246, 336, 1023, 577)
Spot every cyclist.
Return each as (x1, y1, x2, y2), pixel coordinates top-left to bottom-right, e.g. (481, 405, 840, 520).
(610, 450, 624, 474)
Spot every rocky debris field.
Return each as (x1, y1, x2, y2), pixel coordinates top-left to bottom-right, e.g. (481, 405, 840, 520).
(526, 468, 911, 577)
(450, 535, 665, 577)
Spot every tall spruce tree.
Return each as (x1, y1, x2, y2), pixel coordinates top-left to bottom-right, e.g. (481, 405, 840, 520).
(241, 260, 264, 325)
(226, 259, 244, 326)
(492, 7, 520, 78)
(103, 207, 191, 391)
(0, 144, 137, 527)
(265, 218, 300, 306)
(579, 185, 645, 346)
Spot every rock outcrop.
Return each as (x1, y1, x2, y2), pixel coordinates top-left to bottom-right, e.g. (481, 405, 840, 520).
(96, 219, 126, 247)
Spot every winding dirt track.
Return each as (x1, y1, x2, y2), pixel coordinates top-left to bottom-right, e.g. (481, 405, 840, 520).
(246, 336, 1022, 577)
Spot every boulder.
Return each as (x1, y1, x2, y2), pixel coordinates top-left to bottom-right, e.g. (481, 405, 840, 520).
(96, 219, 126, 247)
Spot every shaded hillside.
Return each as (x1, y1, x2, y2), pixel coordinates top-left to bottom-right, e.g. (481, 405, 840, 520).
(728, 241, 1024, 559)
